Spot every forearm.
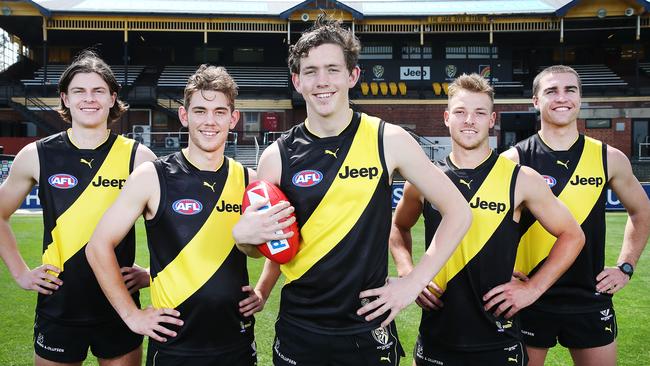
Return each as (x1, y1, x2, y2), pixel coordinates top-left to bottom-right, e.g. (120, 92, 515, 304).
(254, 259, 281, 299)
(86, 243, 140, 320)
(617, 210, 650, 266)
(389, 225, 415, 277)
(405, 210, 471, 292)
(0, 220, 30, 281)
(528, 229, 584, 295)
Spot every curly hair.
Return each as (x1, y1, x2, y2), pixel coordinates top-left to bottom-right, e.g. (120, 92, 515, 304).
(58, 49, 126, 123)
(288, 14, 361, 74)
(183, 65, 238, 111)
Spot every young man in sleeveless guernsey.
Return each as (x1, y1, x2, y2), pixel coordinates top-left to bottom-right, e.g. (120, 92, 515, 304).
(86, 65, 263, 366)
(0, 51, 155, 365)
(390, 73, 585, 366)
(502, 65, 650, 366)
(233, 15, 472, 366)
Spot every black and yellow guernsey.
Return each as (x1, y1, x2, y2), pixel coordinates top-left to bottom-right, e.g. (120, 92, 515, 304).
(37, 130, 139, 324)
(421, 152, 521, 351)
(277, 112, 391, 335)
(146, 152, 253, 355)
(515, 134, 609, 313)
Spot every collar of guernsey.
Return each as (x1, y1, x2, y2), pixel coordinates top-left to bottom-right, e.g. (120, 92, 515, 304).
(150, 158, 246, 309)
(281, 113, 384, 283)
(515, 136, 605, 275)
(434, 155, 516, 292)
(42, 135, 134, 273)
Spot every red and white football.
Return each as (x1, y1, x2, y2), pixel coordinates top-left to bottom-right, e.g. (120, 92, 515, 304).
(241, 180, 300, 264)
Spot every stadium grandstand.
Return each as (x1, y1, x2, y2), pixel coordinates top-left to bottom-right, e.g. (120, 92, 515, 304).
(0, 0, 649, 179)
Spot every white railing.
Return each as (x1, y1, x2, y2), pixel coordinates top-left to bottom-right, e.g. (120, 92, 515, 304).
(263, 131, 284, 145)
(640, 142, 650, 160)
(421, 144, 452, 161)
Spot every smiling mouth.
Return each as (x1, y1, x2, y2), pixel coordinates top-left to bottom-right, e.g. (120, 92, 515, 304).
(80, 107, 99, 112)
(199, 130, 218, 137)
(461, 130, 477, 134)
(552, 106, 571, 111)
(315, 92, 334, 99)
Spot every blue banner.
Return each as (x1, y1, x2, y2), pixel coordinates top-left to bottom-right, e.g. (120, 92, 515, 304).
(391, 182, 650, 212)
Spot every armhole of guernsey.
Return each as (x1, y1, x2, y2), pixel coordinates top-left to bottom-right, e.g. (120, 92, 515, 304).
(433, 156, 516, 292)
(150, 156, 245, 309)
(41, 136, 135, 272)
(515, 137, 605, 275)
(280, 113, 384, 283)
(129, 140, 140, 173)
(147, 159, 167, 227)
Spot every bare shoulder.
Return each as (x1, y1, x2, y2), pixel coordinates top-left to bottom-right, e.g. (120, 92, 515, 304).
(257, 142, 281, 184)
(134, 143, 157, 167)
(606, 144, 632, 178)
(383, 122, 410, 140)
(515, 165, 549, 201)
(10, 142, 40, 181)
(500, 147, 519, 164)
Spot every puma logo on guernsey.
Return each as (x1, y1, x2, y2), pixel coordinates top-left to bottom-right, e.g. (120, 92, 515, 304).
(80, 158, 94, 169)
(203, 181, 216, 192)
(459, 179, 472, 190)
(508, 355, 519, 363)
(215, 200, 242, 213)
(92, 176, 126, 189)
(570, 175, 603, 187)
(470, 196, 506, 214)
(605, 325, 612, 333)
(324, 148, 339, 159)
(556, 159, 570, 169)
(380, 354, 391, 363)
(338, 166, 379, 179)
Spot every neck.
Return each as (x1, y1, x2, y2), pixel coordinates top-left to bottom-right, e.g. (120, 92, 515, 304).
(449, 143, 492, 169)
(305, 108, 353, 137)
(539, 121, 579, 150)
(183, 145, 225, 171)
(67, 126, 109, 149)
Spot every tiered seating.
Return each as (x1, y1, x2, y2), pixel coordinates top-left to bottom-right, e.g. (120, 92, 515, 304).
(158, 66, 288, 89)
(359, 81, 406, 96)
(539, 64, 627, 87)
(21, 65, 144, 86)
(639, 62, 650, 76)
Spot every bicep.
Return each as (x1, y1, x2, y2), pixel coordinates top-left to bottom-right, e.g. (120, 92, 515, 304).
(257, 142, 282, 185)
(133, 145, 157, 168)
(500, 147, 520, 164)
(521, 169, 576, 237)
(393, 182, 423, 230)
(0, 145, 38, 218)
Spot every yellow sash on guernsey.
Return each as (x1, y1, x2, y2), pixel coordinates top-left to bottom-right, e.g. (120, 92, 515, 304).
(151, 159, 245, 309)
(281, 114, 383, 283)
(433, 156, 516, 291)
(515, 137, 604, 275)
(42, 135, 134, 272)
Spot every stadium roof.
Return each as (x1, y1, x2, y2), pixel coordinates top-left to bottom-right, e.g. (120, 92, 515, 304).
(26, 0, 621, 18)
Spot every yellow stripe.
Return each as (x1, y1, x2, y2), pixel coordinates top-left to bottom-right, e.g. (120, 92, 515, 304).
(434, 156, 516, 291)
(42, 136, 134, 271)
(281, 114, 383, 283)
(515, 137, 604, 275)
(151, 159, 245, 309)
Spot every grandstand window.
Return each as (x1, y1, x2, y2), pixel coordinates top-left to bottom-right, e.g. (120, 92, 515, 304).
(242, 111, 261, 140)
(360, 43, 393, 60)
(233, 48, 264, 64)
(446, 45, 498, 59)
(0, 29, 25, 71)
(401, 44, 432, 60)
(194, 47, 222, 63)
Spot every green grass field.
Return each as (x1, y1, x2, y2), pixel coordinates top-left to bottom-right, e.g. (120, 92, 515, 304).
(1, 213, 648, 365)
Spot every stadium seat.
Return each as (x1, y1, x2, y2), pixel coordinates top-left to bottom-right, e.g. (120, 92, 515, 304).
(398, 82, 407, 96)
(433, 82, 442, 96)
(370, 82, 379, 96)
(442, 82, 449, 96)
(389, 82, 398, 96)
(360, 82, 369, 96)
(379, 82, 388, 96)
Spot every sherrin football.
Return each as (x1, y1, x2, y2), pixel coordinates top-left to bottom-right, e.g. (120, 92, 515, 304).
(241, 180, 300, 264)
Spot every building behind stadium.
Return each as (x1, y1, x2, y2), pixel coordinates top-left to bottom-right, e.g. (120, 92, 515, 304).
(0, 0, 649, 180)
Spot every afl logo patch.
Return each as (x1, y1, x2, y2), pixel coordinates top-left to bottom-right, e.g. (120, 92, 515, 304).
(172, 199, 203, 215)
(542, 175, 557, 188)
(48, 174, 78, 189)
(292, 170, 323, 187)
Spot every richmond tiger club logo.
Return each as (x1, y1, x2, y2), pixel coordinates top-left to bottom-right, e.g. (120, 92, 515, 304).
(445, 64, 458, 78)
(172, 199, 203, 215)
(48, 174, 78, 189)
(373, 65, 385, 79)
(292, 170, 323, 187)
(372, 326, 389, 345)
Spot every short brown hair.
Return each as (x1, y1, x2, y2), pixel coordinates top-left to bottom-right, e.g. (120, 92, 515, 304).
(288, 14, 361, 74)
(532, 65, 581, 97)
(184, 65, 238, 111)
(58, 50, 126, 123)
(448, 73, 494, 103)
